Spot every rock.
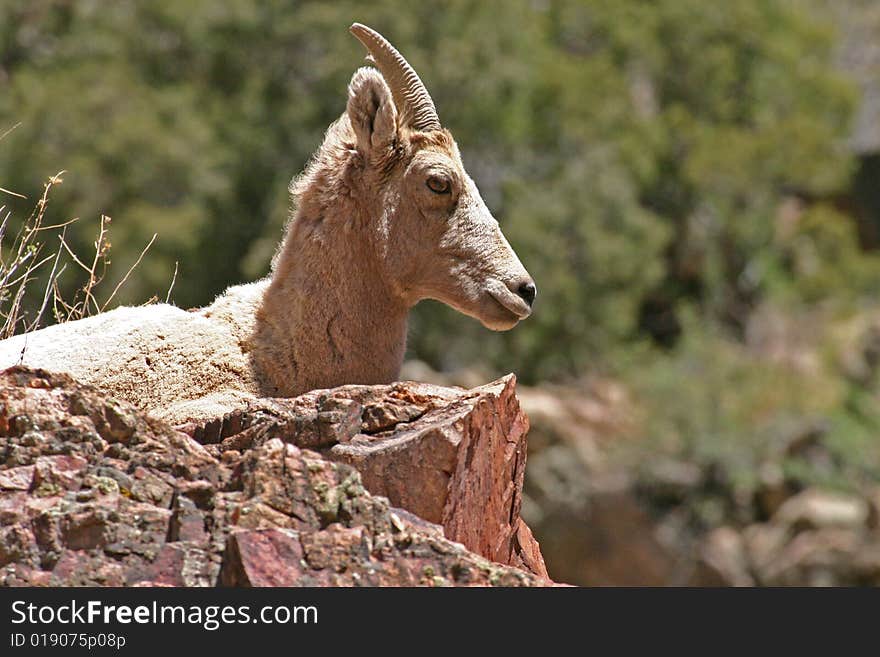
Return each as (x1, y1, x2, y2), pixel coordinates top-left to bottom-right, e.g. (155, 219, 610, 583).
(33, 454, 89, 493)
(396, 361, 880, 587)
(773, 489, 870, 531)
(700, 527, 754, 587)
(733, 505, 880, 586)
(639, 458, 704, 503)
(187, 375, 548, 578)
(517, 379, 627, 463)
(513, 519, 547, 578)
(219, 528, 307, 587)
(742, 523, 791, 576)
(0, 366, 550, 587)
(332, 376, 547, 577)
(758, 528, 864, 586)
(0, 464, 34, 491)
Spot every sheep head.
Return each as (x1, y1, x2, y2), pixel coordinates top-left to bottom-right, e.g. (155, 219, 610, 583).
(346, 23, 535, 331)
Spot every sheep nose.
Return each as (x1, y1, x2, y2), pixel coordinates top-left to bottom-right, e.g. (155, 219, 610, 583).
(516, 280, 537, 307)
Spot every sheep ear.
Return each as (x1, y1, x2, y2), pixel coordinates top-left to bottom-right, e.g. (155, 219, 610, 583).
(347, 67, 398, 156)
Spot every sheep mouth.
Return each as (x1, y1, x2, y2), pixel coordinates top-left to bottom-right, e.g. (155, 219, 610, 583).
(487, 288, 532, 321)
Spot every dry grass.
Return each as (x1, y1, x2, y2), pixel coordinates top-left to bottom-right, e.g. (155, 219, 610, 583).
(0, 170, 158, 339)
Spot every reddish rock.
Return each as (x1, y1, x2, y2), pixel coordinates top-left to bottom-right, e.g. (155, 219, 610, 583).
(0, 465, 34, 491)
(220, 528, 306, 587)
(123, 543, 216, 587)
(51, 551, 125, 586)
(207, 375, 548, 577)
(0, 366, 551, 587)
(33, 454, 89, 492)
(61, 507, 113, 550)
(0, 525, 38, 568)
(169, 495, 209, 544)
(512, 519, 550, 579)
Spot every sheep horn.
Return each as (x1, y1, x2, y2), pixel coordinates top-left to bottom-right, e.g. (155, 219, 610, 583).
(349, 23, 442, 132)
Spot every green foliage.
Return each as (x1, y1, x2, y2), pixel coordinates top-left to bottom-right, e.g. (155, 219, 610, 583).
(773, 203, 880, 305)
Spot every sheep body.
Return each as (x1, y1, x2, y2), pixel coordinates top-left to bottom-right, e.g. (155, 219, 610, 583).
(0, 281, 266, 421)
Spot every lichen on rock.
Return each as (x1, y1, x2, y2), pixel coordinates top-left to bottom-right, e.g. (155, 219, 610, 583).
(0, 366, 551, 587)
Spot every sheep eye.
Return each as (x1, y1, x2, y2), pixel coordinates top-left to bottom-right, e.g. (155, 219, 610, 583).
(426, 176, 451, 194)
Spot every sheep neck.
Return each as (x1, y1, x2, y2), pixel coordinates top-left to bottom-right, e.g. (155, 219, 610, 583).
(257, 210, 409, 396)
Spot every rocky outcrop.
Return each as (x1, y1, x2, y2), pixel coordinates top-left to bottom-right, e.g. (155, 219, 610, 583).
(0, 367, 550, 587)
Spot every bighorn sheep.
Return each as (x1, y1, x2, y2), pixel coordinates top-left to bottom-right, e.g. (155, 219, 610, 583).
(0, 24, 536, 423)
